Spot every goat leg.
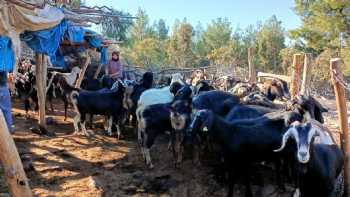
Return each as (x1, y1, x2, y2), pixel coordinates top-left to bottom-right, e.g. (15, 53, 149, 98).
(73, 113, 80, 134)
(116, 124, 121, 140)
(227, 169, 235, 197)
(107, 116, 113, 136)
(144, 148, 154, 169)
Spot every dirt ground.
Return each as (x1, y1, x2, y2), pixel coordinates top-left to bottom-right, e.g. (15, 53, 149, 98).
(0, 96, 346, 197)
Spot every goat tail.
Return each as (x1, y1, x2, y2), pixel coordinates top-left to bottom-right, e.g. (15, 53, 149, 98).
(70, 91, 80, 113)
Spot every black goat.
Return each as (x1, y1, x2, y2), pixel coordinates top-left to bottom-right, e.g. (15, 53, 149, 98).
(188, 109, 303, 197)
(194, 80, 214, 95)
(123, 72, 154, 126)
(192, 90, 240, 117)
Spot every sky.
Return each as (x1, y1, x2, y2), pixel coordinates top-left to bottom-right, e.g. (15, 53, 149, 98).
(85, 0, 301, 32)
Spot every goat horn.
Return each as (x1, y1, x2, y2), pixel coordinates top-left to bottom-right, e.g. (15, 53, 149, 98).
(274, 129, 293, 152)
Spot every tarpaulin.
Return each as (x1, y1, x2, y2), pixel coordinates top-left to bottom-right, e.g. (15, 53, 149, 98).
(49, 49, 65, 68)
(100, 47, 108, 65)
(66, 22, 86, 43)
(0, 2, 64, 70)
(20, 19, 68, 57)
(85, 30, 103, 48)
(0, 36, 15, 72)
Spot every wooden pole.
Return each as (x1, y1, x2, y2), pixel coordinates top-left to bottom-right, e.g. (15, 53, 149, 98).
(290, 53, 302, 99)
(248, 47, 256, 83)
(330, 58, 350, 196)
(75, 51, 91, 88)
(0, 111, 32, 197)
(93, 64, 102, 79)
(35, 53, 47, 132)
(300, 53, 313, 96)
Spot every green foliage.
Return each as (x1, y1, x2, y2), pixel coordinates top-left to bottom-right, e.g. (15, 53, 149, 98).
(291, 0, 350, 52)
(256, 15, 285, 72)
(127, 38, 166, 69)
(203, 18, 232, 52)
(166, 19, 195, 68)
(101, 8, 290, 73)
(154, 19, 169, 40)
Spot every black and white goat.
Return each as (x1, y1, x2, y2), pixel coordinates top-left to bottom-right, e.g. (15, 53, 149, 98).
(70, 80, 126, 138)
(274, 121, 344, 197)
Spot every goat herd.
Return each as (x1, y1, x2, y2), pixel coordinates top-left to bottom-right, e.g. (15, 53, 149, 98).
(11, 63, 344, 197)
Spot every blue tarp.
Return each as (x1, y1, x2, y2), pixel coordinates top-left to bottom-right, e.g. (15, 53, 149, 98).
(50, 49, 65, 68)
(100, 47, 108, 65)
(0, 36, 15, 72)
(66, 22, 86, 43)
(20, 20, 68, 57)
(19, 19, 107, 68)
(85, 30, 103, 48)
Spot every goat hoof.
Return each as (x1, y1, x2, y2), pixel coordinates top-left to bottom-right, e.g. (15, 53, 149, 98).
(148, 164, 154, 169)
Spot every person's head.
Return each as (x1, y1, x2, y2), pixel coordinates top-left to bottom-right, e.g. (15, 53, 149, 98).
(111, 51, 120, 61)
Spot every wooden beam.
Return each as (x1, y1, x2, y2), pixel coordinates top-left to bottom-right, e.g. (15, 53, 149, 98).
(330, 58, 350, 196)
(257, 72, 291, 83)
(300, 53, 313, 96)
(93, 64, 103, 79)
(0, 111, 32, 197)
(290, 53, 302, 99)
(248, 48, 256, 83)
(75, 51, 92, 88)
(35, 54, 47, 133)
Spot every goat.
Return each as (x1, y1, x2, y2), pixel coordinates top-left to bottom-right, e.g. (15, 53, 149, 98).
(260, 78, 290, 101)
(193, 80, 214, 95)
(192, 90, 240, 117)
(275, 121, 344, 197)
(188, 109, 303, 197)
(123, 71, 154, 126)
(70, 80, 126, 138)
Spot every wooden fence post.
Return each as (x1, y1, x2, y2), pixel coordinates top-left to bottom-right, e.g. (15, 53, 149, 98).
(248, 47, 256, 83)
(290, 53, 302, 99)
(300, 53, 313, 96)
(93, 64, 102, 79)
(330, 58, 350, 196)
(0, 111, 32, 197)
(35, 53, 47, 133)
(75, 51, 91, 88)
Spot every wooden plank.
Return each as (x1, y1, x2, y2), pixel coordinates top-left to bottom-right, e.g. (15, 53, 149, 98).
(290, 54, 302, 99)
(75, 51, 92, 88)
(257, 72, 291, 83)
(35, 54, 47, 132)
(330, 58, 350, 196)
(0, 111, 32, 197)
(300, 53, 313, 96)
(93, 64, 103, 79)
(248, 48, 256, 83)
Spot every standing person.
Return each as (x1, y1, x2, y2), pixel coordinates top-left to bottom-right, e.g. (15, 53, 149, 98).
(104, 51, 123, 88)
(0, 71, 14, 133)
